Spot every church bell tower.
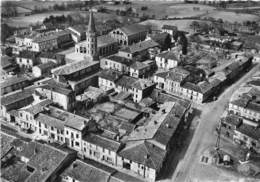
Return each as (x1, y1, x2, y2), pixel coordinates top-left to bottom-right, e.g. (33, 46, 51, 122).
(85, 9, 98, 61)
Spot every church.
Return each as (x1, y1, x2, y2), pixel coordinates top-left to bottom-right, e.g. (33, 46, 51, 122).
(50, 10, 101, 95)
(74, 10, 118, 58)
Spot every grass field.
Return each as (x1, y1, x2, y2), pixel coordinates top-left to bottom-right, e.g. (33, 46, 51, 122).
(139, 19, 209, 32)
(101, 2, 215, 19)
(2, 10, 139, 28)
(2, 11, 73, 27)
(166, 4, 215, 18)
(201, 10, 260, 23)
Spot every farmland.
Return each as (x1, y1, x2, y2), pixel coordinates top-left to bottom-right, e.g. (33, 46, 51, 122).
(201, 11, 260, 23)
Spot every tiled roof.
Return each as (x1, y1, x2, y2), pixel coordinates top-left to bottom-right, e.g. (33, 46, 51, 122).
(39, 52, 65, 61)
(2, 137, 70, 182)
(35, 62, 57, 71)
(132, 79, 155, 90)
(110, 171, 144, 182)
(1, 87, 34, 107)
(119, 141, 166, 170)
(18, 50, 39, 59)
(62, 159, 116, 182)
(236, 124, 260, 141)
(52, 60, 99, 76)
(120, 39, 159, 54)
(156, 51, 180, 61)
(115, 75, 137, 89)
(221, 114, 242, 127)
(106, 55, 133, 66)
(1, 76, 29, 89)
(1, 132, 15, 158)
(1, 55, 14, 68)
(68, 25, 86, 35)
(21, 99, 52, 115)
(153, 102, 186, 146)
(38, 82, 72, 96)
(97, 35, 117, 47)
(119, 24, 148, 36)
(130, 61, 148, 70)
(35, 113, 65, 130)
(83, 133, 121, 152)
(99, 69, 123, 82)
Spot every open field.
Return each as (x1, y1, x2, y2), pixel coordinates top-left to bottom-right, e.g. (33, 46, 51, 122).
(2, 10, 139, 28)
(140, 19, 209, 32)
(201, 10, 260, 23)
(2, 11, 72, 27)
(100, 2, 215, 19)
(166, 4, 215, 18)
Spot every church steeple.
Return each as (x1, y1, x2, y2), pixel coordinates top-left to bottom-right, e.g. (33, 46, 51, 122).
(88, 9, 96, 33)
(85, 9, 98, 61)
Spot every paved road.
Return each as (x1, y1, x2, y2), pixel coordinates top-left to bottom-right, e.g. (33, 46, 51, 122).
(169, 64, 260, 182)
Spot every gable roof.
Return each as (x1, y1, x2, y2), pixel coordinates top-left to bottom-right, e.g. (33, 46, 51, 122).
(119, 141, 166, 170)
(99, 69, 123, 82)
(62, 159, 115, 182)
(120, 39, 159, 54)
(52, 60, 99, 76)
(105, 55, 133, 66)
(119, 24, 148, 36)
(21, 99, 52, 115)
(83, 134, 121, 152)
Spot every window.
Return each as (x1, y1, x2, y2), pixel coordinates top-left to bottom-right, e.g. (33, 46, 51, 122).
(66, 130, 69, 135)
(20, 113, 23, 117)
(39, 122, 41, 127)
(27, 59, 29, 64)
(51, 126, 54, 131)
(45, 124, 47, 129)
(76, 134, 79, 139)
(75, 142, 80, 146)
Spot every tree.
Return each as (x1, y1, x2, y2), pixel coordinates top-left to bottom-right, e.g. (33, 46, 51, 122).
(1, 24, 15, 44)
(190, 21, 200, 32)
(164, 34, 172, 50)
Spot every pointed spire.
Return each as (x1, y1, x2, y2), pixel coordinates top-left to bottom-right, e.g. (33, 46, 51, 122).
(88, 9, 96, 33)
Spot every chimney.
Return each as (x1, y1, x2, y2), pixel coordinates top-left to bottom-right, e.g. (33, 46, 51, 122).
(116, 135, 120, 141)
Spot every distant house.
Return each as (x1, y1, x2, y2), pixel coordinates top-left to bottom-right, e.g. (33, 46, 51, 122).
(15, 50, 40, 69)
(32, 62, 57, 78)
(155, 51, 181, 70)
(162, 25, 178, 37)
(67, 25, 86, 43)
(51, 60, 100, 94)
(109, 24, 148, 46)
(1, 55, 17, 76)
(0, 88, 34, 121)
(129, 60, 155, 78)
(1, 76, 31, 95)
(98, 69, 123, 91)
(1, 132, 76, 182)
(118, 39, 160, 60)
(146, 32, 172, 51)
(100, 55, 133, 74)
(36, 79, 75, 111)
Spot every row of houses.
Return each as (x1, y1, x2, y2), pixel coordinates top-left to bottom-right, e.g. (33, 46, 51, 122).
(154, 55, 253, 103)
(1, 131, 143, 182)
(15, 29, 73, 52)
(220, 71, 260, 153)
(1, 80, 192, 181)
